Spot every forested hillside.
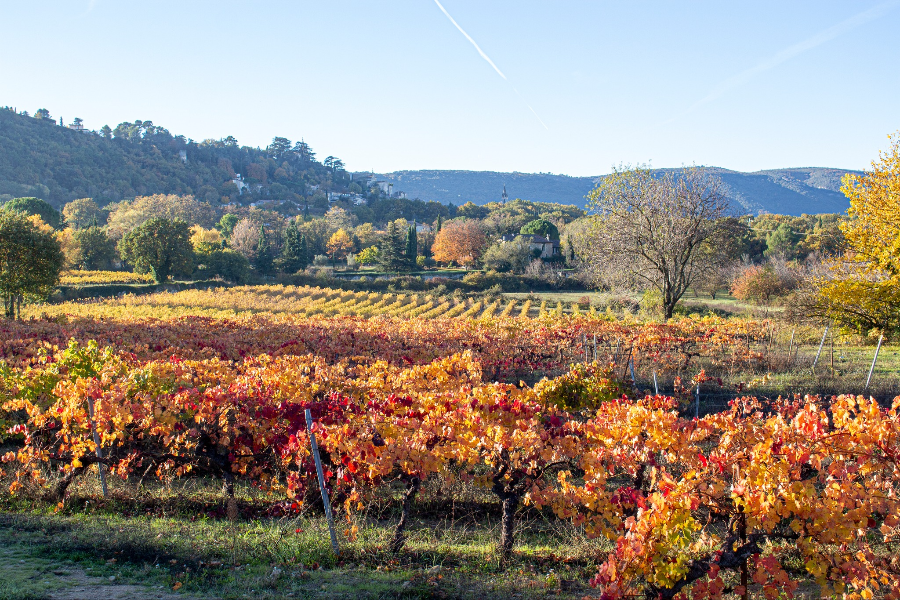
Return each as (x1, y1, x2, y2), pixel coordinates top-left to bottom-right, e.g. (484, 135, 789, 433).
(0, 107, 345, 210)
(372, 166, 859, 215)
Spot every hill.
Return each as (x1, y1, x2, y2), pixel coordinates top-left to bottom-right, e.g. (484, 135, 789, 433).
(370, 167, 859, 216)
(0, 107, 342, 210)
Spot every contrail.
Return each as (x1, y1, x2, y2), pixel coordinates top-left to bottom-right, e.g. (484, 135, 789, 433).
(432, 0, 549, 130)
(433, 0, 507, 80)
(666, 0, 898, 123)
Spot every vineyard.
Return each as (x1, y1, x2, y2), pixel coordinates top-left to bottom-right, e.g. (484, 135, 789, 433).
(1, 298, 899, 598)
(27, 284, 617, 321)
(59, 270, 155, 286)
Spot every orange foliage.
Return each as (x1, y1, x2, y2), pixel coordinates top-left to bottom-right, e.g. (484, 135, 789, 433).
(431, 220, 488, 268)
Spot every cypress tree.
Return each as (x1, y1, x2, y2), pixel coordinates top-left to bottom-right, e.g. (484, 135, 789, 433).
(405, 224, 417, 263)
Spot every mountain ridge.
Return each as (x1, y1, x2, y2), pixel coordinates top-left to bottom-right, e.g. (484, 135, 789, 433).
(369, 166, 859, 216)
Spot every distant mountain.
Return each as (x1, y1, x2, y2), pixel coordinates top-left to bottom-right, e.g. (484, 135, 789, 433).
(371, 167, 859, 216)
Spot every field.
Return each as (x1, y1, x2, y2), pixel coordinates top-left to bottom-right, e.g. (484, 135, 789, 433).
(2, 284, 899, 599)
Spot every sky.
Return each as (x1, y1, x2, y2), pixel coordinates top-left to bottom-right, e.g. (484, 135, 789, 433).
(1, 1, 898, 176)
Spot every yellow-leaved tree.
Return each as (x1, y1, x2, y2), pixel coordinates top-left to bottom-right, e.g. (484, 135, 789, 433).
(326, 228, 353, 267)
(810, 132, 900, 332)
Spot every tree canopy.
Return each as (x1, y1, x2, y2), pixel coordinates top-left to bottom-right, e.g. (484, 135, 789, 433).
(118, 218, 194, 283)
(583, 166, 730, 319)
(0, 211, 64, 318)
(805, 132, 900, 332)
(520, 218, 560, 241)
(432, 220, 489, 269)
(1, 197, 61, 229)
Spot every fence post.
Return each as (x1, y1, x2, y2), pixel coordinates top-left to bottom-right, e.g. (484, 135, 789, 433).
(865, 334, 884, 392)
(787, 328, 795, 358)
(653, 370, 658, 395)
(593, 335, 597, 362)
(86, 397, 108, 497)
(305, 409, 340, 557)
(811, 326, 829, 374)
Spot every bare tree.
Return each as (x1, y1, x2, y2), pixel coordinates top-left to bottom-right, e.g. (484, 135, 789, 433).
(582, 166, 730, 318)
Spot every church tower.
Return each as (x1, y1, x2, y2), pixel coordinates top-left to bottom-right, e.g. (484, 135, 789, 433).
(501, 185, 508, 204)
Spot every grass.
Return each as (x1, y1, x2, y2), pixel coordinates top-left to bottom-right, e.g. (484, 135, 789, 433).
(0, 475, 608, 600)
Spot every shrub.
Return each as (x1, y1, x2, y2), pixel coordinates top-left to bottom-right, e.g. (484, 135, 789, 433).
(730, 264, 797, 305)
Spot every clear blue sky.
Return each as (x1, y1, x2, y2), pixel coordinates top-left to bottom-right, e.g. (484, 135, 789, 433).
(1, 1, 897, 176)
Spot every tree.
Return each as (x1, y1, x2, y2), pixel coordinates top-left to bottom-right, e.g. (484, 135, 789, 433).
(229, 218, 259, 260)
(431, 220, 488, 269)
(34, 108, 52, 121)
(106, 194, 216, 239)
(100, 124, 112, 138)
(217, 213, 241, 239)
(805, 132, 900, 332)
(277, 220, 308, 273)
(405, 224, 418, 262)
(2, 197, 62, 229)
(379, 220, 411, 272)
(730, 265, 786, 305)
(255, 225, 275, 275)
(62, 198, 102, 230)
(764, 223, 800, 260)
(353, 222, 381, 249)
(268, 137, 292, 160)
(73, 226, 116, 270)
(195, 249, 249, 283)
(481, 237, 533, 273)
(324, 206, 355, 234)
(520, 218, 559, 241)
(190, 225, 223, 254)
(326, 229, 353, 268)
(0, 211, 64, 318)
(356, 246, 380, 265)
(118, 218, 193, 283)
(583, 166, 730, 319)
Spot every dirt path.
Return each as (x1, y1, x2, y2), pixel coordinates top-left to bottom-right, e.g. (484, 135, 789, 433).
(0, 529, 209, 600)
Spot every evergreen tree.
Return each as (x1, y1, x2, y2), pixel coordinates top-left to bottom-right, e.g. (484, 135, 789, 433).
(405, 224, 417, 262)
(435, 215, 443, 233)
(276, 220, 308, 273)
(379, 221, 409, 272)
(254, 225, 275, 275)
(299, 235, 308, 267)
